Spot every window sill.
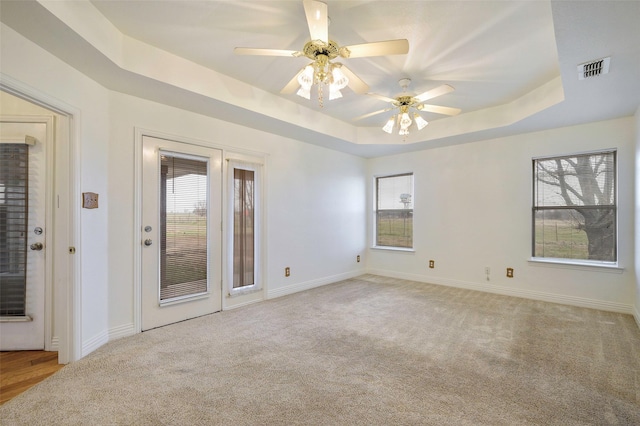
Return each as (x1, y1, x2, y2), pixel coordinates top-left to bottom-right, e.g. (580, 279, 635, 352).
(0, 315, 33, 323)
(528, 258, 623, 273)
(371, 246, 415, 253)
(228, 285, 262, 298)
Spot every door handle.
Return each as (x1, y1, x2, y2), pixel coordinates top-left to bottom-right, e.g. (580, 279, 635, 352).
(30, 242, 44, 251)
(144, 239, 153, 246)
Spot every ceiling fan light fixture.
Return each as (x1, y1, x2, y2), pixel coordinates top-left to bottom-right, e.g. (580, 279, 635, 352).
(296, 87, 312, 100)
(330, 65, 349, 89)
(382, 116, 395, 134)
(399, 111, 412, 130)
(298, 65, 314, 89)
(328, 86, 343, 100)
(414, 113, 428, 130)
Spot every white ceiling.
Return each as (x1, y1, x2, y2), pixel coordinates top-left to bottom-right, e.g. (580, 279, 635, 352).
(1, 1, 639, 157)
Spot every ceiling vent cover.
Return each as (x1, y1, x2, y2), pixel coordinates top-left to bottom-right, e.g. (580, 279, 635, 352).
(577, 57, 610, 80)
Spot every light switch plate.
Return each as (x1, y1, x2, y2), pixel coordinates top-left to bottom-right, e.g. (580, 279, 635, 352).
(82, 192, 99, 209)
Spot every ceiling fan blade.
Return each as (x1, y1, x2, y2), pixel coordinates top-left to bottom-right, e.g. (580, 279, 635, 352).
(281, 69, 304, 94)
(340, 39, 409, 58)
(417, 104, 462, 116)
(414, 84, 455, 102)
(303, 0, 328, 44)
(234, 47, 302, 57)
(353, 108, 394, 121)
(366, 93, 397, 104)
(336, 64, 369, 94)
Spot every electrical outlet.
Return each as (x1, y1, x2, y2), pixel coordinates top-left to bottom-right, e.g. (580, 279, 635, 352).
(82, 192, 99, 209)
(285, 267, 290, 277)
(357, 255, 360, 263)
(506, 268, 514, 278)
(429, 260, 435, 269)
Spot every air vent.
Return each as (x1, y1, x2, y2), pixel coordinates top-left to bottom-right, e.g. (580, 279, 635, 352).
(577, 57, 610, 80)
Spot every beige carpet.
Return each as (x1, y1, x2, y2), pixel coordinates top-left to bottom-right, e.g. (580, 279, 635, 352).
(1, 275, 639, 425)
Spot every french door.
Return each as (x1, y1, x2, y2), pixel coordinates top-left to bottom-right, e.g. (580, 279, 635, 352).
(141, 136, 222, 331)
(0, 119, 48, 350)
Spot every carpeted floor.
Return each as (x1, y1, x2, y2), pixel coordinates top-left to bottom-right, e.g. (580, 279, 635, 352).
(1, 275, 639, 425)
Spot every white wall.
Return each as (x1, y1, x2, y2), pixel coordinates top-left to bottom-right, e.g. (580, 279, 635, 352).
(107, 92, 367, 336)
(1, 23, 110, 357)
(368, 118, 636, 312)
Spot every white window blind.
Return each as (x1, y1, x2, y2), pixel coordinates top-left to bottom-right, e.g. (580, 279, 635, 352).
(160, 153, 209, 301)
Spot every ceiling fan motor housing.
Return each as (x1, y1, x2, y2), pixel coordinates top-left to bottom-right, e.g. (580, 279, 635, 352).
(303, 40, 341, 60)
(394, 95, 416, 108)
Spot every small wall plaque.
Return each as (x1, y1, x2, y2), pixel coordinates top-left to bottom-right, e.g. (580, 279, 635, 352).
(82, 192, 99, 209)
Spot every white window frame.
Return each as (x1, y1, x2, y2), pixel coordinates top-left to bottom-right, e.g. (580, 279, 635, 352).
(373, 172, 414, 251)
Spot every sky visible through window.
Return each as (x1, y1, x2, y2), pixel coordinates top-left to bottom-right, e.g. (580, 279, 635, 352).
(166, 174, 207, 214)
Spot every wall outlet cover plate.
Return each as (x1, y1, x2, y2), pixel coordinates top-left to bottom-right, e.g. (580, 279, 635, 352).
(82, 192, 99, 209)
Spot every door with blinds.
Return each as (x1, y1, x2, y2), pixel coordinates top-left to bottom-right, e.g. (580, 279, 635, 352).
(141, 136, 222, 331)
(0, 119, 48, 350)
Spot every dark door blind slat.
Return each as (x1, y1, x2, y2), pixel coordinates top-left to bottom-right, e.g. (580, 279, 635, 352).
(159, 154, 208, 301)
(0, 144, 29, 316)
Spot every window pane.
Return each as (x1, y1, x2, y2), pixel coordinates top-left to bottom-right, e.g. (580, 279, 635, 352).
(0, 144, 28, 315)
(160, 154, 208, 301)
(377, 174, 413, 209)
(534, 153, 615, 207)
(376, 210, 413, 248)
(233, 168, 254, 288)
(533, 151, 616, 262)
(534, 208, 615, 261)
(376, 174, 413, 248)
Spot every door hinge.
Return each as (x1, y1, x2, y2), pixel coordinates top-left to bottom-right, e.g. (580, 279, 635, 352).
(68, 247, 76, 254)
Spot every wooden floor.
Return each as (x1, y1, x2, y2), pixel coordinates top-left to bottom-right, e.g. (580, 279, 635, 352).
(0, 351, 65, 405)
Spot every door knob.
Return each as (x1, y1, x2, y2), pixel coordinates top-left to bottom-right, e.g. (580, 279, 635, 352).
(144, 239, 153, 246)
(30, 242, 43, 251)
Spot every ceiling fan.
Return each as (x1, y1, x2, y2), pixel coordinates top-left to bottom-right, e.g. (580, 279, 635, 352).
(355, 78, 461, 136)
(234, 0, 409, 107)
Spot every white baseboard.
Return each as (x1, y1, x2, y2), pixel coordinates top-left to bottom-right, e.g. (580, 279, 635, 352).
(267, 270, 362, 300)
(634, 306, 640, 330)
(367, 268, 634, 315)
(223, 298, 262, 310)
(82, 329, 109, 357)
(109, 323, 136, 341)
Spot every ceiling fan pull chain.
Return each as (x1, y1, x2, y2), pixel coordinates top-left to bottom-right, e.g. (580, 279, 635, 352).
(318, 83, 324, 108)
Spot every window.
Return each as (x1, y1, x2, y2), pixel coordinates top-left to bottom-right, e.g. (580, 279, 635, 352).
(532, 150, 616, 263)
(227, 160, 262, 295)
(160, 153, 209, 301)
(0, 144, 28, 315)
(375, 173, 413, 249)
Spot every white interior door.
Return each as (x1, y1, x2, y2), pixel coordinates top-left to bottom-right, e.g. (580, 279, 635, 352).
(0, 120, 48, 350)
(141, 135, 222, 331)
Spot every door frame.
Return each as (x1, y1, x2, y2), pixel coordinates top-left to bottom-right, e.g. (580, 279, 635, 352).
(1, 74, 80, 363)
(134, 128, 226, 332)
